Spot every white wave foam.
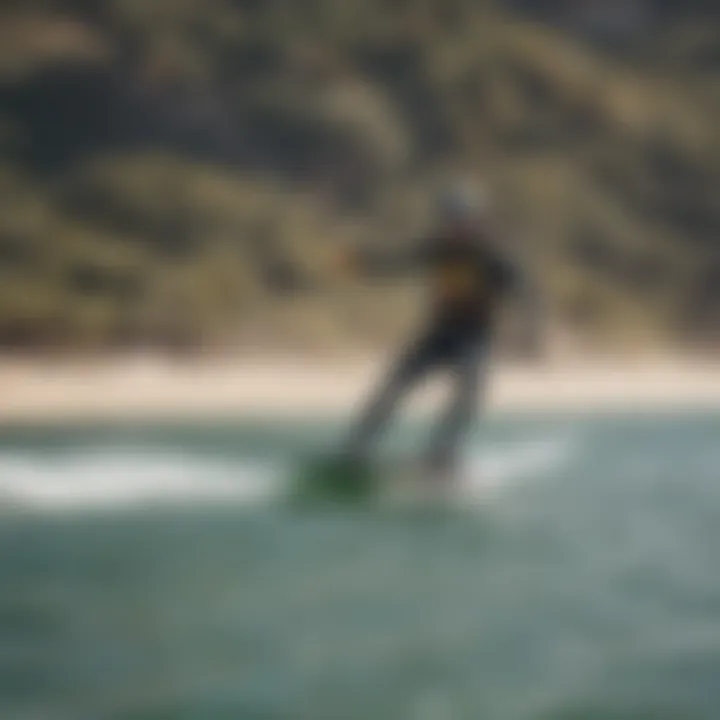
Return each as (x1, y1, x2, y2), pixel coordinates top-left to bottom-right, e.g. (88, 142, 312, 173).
(458, 434, 577, 501)
(0, 449, 282, 513)
(0, 434, 577, 514)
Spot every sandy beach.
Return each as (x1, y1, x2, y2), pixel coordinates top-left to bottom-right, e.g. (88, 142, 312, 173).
(1, 354, 720, 423)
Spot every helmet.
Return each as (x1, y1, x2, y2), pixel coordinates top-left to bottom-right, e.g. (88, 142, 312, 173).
(436, 181, 491, 224)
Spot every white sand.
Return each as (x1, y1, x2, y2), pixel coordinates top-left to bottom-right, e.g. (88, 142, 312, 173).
(1, 354, 720, 423)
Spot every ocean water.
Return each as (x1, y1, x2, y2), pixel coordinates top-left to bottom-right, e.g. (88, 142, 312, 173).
(1, 411, 720, 720)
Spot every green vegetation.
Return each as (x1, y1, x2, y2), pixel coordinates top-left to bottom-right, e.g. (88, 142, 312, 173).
(0, 1, 717, 353)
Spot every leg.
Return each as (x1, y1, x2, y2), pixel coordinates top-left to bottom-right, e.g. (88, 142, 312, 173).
(425, 339, 489, 476)
(343, 337, 435, 462)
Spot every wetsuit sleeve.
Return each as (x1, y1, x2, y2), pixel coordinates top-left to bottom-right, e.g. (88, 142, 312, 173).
(495, 248, 546, 358)
(494, 248, 528, 294)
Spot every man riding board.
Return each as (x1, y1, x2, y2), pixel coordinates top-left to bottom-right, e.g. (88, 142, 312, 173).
(333, 181, 544, 485)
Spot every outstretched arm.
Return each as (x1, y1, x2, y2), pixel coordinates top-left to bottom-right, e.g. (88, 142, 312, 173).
(333, 241, 429, 280)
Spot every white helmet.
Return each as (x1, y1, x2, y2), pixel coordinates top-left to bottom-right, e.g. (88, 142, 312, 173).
(437, 180, 491, 224)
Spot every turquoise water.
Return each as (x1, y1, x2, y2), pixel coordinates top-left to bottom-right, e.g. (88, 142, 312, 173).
(1, 411, 720, 719)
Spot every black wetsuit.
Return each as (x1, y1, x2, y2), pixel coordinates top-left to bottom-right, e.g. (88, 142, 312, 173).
(345, 226, 528, 473)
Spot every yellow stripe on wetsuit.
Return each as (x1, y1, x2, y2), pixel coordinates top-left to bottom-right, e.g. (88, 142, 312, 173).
(434, 263, 484, 303)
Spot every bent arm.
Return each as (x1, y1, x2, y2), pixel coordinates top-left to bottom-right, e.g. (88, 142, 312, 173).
(497, 246, 547, 360)
(350, 241, 430, 279)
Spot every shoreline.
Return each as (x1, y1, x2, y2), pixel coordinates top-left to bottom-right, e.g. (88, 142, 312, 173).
(2, 355, 720, 424)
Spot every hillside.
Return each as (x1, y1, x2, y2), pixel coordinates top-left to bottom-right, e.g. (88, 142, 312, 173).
(0, 0, 718, 354)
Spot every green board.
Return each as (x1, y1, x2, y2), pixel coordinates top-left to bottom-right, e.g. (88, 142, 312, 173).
(288, 454, 456, 509)
(289, 456, 379, 505)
